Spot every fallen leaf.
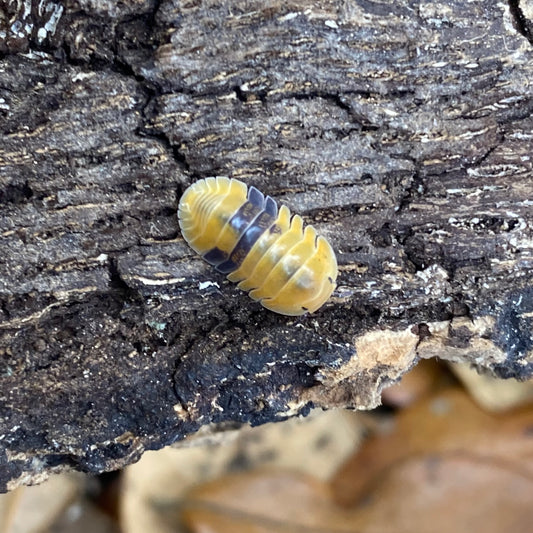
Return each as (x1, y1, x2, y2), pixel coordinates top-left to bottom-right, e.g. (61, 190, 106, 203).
(0, 474, 79, 533)
(381, 358, 445, 408)
(350, 453, 533, 533)
(449, 362, 533, 412)
(181, 455, 533, 533)
(181, 469, 358, 533)
(331, 387, 533, 506)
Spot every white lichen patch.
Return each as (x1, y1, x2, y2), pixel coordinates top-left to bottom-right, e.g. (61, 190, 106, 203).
(199, 280, 220, 290)
(3, 0, 64, 46)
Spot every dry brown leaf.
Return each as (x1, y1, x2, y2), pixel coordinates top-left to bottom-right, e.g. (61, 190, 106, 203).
(181, 455, 533, 533)
(449, 362, 533, 412)
(180, 456, 533, 533)
(180, 469, 358, 533)
(350, 453, 533, 533)
(181, 459, 533, 533)
(0, 474, 80, 533)
(381, 358, 445, 408)
(331, 387, 533, 506)
(48, 498, 120, 533)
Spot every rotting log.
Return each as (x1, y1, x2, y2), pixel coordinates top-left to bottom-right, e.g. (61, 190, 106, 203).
(0, 0, 532, 491)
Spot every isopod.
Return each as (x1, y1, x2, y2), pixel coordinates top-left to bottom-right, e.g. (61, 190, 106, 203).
(178, 177, 337, 315)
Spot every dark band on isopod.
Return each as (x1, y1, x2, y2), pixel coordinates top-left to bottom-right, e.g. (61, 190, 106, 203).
(227, 196, 263, 234)
(203, 246, 228, 265)
(204, 191, 279, 273)
(217, 208, 277, 273)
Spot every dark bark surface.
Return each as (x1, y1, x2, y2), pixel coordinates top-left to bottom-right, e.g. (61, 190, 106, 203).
(0, 0, 532, 491)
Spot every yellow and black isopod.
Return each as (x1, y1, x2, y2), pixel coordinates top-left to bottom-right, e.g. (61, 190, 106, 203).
(178, 177, 337, 316)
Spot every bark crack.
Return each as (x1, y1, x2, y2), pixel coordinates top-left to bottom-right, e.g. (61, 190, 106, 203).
(508, 0, 533, 45)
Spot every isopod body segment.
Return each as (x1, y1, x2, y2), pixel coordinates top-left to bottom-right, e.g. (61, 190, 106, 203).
(178, 177, 337, 316)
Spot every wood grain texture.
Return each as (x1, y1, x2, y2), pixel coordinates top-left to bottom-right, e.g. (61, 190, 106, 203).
(0, 0, 532, 490)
